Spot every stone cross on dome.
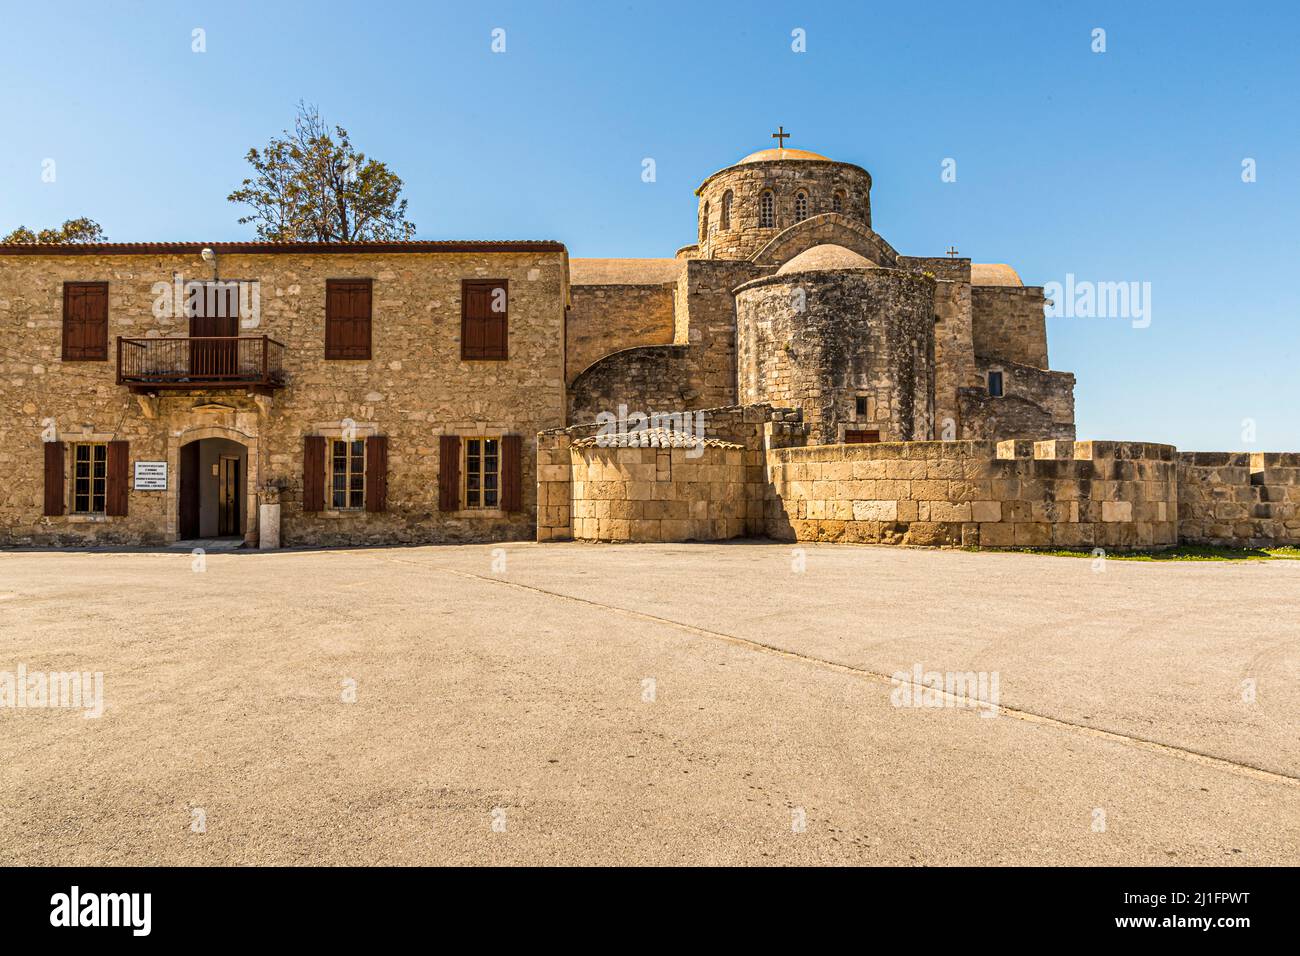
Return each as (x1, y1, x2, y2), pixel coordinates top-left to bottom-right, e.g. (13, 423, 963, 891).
(771, 126, 790, 148)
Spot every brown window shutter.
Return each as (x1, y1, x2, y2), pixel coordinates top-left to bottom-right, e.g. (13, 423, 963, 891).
(303, 435, 325, 511)
(325, 279, 372, 359)
(439, 434, 461, 511)
(365, 435, 388, 512)
(461, 280, 507, 360)
(105, 440, 129, 516)
(62, 282, 108, 361)
(43, 441, 65, 516)
(501, 434, 522, 512)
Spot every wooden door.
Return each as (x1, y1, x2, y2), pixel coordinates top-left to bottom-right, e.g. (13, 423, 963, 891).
(180, 442, 201, 539)
(218, 456, 240, 536)
(190, 283, 238, 378)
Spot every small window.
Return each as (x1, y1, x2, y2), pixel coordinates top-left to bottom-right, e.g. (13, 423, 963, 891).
(72, 443, 107, 514)
(759, 191, 775, 229)
(330, 438, 366, 510)
(987, 370, 1004, 397)
(845, 430, 881, 444)
(462, 280, 508, 360)
(794, 191, 808, 222)
(832, 192, 845, 214)
(62, 282, 109, 361)
(721, 191, 733, 230)
(855, 396, 869, 418)
(464, 437, 500, 509)
(325, 279, 372, 359)
(700, 201, 710, 244)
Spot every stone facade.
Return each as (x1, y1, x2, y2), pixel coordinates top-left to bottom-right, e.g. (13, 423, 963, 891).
(1178, 452, 1300, 547)
(735, 264, 935, 444)
(566, 142, 1076, 443)
(0, 243, 567, 547)
(766, 438, 1179, 550)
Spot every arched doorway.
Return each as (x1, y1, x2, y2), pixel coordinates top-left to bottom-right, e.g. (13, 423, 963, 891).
(178, 437, 248, 541)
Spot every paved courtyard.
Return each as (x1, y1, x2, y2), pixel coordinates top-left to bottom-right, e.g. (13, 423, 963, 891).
(1, 541, 1296, 866)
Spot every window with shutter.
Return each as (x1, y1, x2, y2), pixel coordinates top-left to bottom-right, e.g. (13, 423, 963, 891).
(43, 441, 65, 516)
(303, 436, 326, 512)
(461, 279, 508, 360)
(105, 441, 129, 516)
(501, 434, 522, 512)
(325, 279, 372, 359)
(71, 442, 107, 514)
(365, 435, 388, 513)
(62, 282, 108, 361)
(438, 434, 461, 511)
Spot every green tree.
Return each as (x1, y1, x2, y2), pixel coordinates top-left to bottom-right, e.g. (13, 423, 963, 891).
(2, 217, 106, 243)
(228, 102, 416, 242)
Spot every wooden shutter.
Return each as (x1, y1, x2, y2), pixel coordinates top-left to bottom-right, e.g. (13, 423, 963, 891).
(439, 434, 461, 511)
(325, 279, 372, 359)
(43, 441, 65, 516)
(62, 282, 108, 361)
(501, 434, 522, 512)
(365, 435, 388, 513)
(105, 441, 129, 516)
(461, 280, 507, 360)
(303, 436, 325, 512)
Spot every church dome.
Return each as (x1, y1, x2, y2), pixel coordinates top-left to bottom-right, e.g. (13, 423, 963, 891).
(970, 263, 1023, 287)
(738, 147, 832, 165)
(776, 244, 877, 275)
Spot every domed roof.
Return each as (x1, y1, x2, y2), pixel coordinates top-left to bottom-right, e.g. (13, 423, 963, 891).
(738, 147, 832, 165)
(776, 244, 878, 275)
(970, 263, 1023, 287)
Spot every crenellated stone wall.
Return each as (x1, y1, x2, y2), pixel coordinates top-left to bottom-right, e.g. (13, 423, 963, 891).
(1178, 452, 1300, 547)
(765, 438, 1179, 550)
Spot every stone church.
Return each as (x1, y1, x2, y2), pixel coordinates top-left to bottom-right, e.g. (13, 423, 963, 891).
(567, 139, 1076, 446)
(1, 137, 1295, 551)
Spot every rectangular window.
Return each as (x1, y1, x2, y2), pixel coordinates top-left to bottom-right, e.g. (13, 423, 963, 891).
(855, 396, 869, 418)
(325, 279, 373, 359)
(330, 438, 366, 510)
(62, 282, 109, 361)
(461, 280, 508, 360)
(463, 437, 500, 509)
(844, 430, 881, 444)
(72, 443, 107, 513)
(987, 370, 1004, 397)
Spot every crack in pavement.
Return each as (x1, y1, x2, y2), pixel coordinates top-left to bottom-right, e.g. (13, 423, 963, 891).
(377, 554, 1300, 790)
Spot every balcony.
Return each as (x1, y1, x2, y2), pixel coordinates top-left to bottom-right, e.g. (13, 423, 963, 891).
(116, 336, 286, 394)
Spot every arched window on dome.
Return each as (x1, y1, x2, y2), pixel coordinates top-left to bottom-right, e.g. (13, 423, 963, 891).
(759, 190, 775, 229)
(700, 201, 710, 244)
(832, 191, 845, 215)
(794, 191, 808, 222)
(721, 191, 733, 230)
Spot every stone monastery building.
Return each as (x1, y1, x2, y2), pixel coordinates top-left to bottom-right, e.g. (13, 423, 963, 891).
(2, 138, 1296, 551)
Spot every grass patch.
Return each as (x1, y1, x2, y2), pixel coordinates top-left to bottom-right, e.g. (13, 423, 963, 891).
(966, 544, 1300, 562)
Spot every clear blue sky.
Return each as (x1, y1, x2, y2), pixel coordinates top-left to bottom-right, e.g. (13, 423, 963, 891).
(2, 1, 1296, 449)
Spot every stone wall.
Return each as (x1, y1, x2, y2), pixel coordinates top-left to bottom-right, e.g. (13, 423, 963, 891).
(568, 441, 748, 543)
(565, 283, 675, 383)
(971, 286, 1050, 369)
(959, 357, 1077, 441)
(567, 259, 760, 425)
(0, 247, 567, 547)
(1178, 452, 1300, 547)
(735, 268, 936, 443)
(696, 159, 874, 260)
(898, 256, 977, 438)
(537, 403, 806, 542)
(765, 438, 1179, 551)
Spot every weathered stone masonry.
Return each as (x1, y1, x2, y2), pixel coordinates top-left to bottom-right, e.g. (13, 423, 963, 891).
(0, 243, 567, 547)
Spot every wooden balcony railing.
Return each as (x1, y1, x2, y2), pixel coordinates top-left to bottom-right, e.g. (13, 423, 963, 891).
(116, 336, 286, 392)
